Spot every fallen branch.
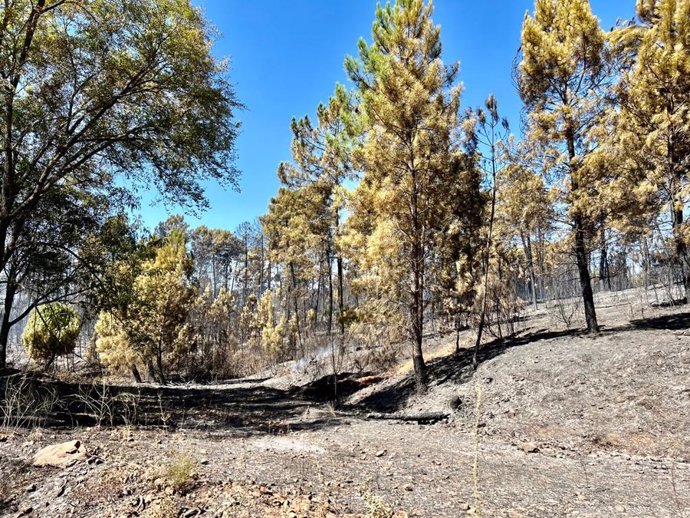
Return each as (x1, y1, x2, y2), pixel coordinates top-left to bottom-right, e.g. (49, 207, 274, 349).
(365, 411, 449, 425)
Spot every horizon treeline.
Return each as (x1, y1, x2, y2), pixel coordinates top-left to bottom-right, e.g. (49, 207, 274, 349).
(1, 0, 689, 393)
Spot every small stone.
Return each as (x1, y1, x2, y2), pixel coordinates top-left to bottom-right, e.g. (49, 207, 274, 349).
(26, 483, 37, 493)
(615, 505, 626, 513)
(518, 442, 540, 454)
(375, 449, 386, 457)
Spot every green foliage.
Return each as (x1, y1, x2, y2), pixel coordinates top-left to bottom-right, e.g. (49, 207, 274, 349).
(22, 303, 82, 363)
(0, 0, 241, 368)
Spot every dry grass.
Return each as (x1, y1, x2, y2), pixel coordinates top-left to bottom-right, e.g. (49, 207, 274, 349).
(392, 338, 459, 377)
(163, 453, 198, 491)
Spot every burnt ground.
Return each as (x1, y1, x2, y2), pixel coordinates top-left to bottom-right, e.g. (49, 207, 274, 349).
(1, 289, 689, 517)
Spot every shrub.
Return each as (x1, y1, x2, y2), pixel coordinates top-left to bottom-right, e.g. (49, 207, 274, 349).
(94, 311, 137, 374)
(22, 303, 81, 363)
(164, 453, 197, 490)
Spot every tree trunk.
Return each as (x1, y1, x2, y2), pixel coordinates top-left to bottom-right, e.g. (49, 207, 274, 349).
(327, 244, 334, 336)
(259, 234, 264, 295)
(474, 142, 498, 368)
(289, 262, 303, 357)
(410, 170, 427, 393)
(642, 237, 650, 294)
(522, 233, 538, 310)
(598, 217, 610, 292)
(337, 256, 345, 335)
(567, 125, 599, 333)
(574, 213, 599, 332)
(0, 267, 18, 370)
(147, 358, 156, 382)
(673, 205, 690, 296)
(131, 364, 143, 384)
(156, 345, 166, 385)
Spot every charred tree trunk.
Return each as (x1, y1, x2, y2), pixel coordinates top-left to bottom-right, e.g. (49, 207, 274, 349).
(146, 358, 156, 382)
(522, 233, 538, 310)
(337, 255, 345, 335)
(567, 124, 599, 333)
(574, 215, 598, 332)
(474, 142, 498, 368)
(410, 169, 427, 393)
(598, 216, 611, 292)
(131, 364, 143, 384)
(0, 270, 17, 370)
(289, 262, 304, 357)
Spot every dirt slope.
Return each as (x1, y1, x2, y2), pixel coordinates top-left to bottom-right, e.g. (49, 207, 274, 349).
(1, 294, 689, 517)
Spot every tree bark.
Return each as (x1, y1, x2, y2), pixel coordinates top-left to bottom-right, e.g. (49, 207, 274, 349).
(410, 169, 427, 393)
(146, 358, 156, 382)
(0, 265, 18, 369)
(574, 213, 599, 332)
(337, 255, 345, 335)
(598, 217, 611, 292)
(131, 364, 143, 384)
(567, 124, 599, 333)
(522, 233, 538, 310)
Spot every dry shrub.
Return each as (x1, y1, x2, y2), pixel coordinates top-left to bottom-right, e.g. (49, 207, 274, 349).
(144, 495, 178, 518)
(163, 453, 198, 491)
(0, 374, 59, 430)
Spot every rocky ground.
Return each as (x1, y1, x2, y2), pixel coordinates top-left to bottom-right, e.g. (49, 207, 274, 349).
(1, 289, 689, 517)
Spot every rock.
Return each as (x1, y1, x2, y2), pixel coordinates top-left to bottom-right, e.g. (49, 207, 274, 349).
(615, 505, 626, 513)
(459, 502, 471, 511)
(55, 480, 67, 497)
(33, 440, 87, 468)
(375, 449, 387, 457)
(26, 483, 37, 493)
(518, 442, 540, 454)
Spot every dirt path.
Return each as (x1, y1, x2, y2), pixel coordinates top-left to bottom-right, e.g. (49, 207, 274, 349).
(1, 416, 688, 518)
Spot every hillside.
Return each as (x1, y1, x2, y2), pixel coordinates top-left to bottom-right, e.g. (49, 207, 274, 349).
(1, 291, 688, 518)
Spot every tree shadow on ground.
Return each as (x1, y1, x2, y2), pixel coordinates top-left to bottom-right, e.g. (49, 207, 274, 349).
(3, 311, 688, 432)
(0, 374, 338, 436)
(350, 311, 690, 414)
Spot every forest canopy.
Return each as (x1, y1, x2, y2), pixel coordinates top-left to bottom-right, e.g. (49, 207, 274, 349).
(1, 0, 689, 395)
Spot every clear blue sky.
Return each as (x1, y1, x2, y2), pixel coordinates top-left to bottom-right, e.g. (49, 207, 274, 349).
(137, 0, 633, 231)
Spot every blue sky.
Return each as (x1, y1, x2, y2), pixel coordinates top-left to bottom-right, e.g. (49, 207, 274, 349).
(137, 0, 634, 231)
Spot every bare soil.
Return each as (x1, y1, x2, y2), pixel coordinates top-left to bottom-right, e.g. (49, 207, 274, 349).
(1, 289, 689, 517)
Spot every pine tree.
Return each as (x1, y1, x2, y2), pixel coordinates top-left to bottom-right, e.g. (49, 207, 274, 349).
(345, 0, 472, 391)
(463, 95, 510, 365)
(278, 86, 354, 337)
(606, 0, 690, 292)
(518, 0, 612, 333)
(496, 160, 553, 310)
